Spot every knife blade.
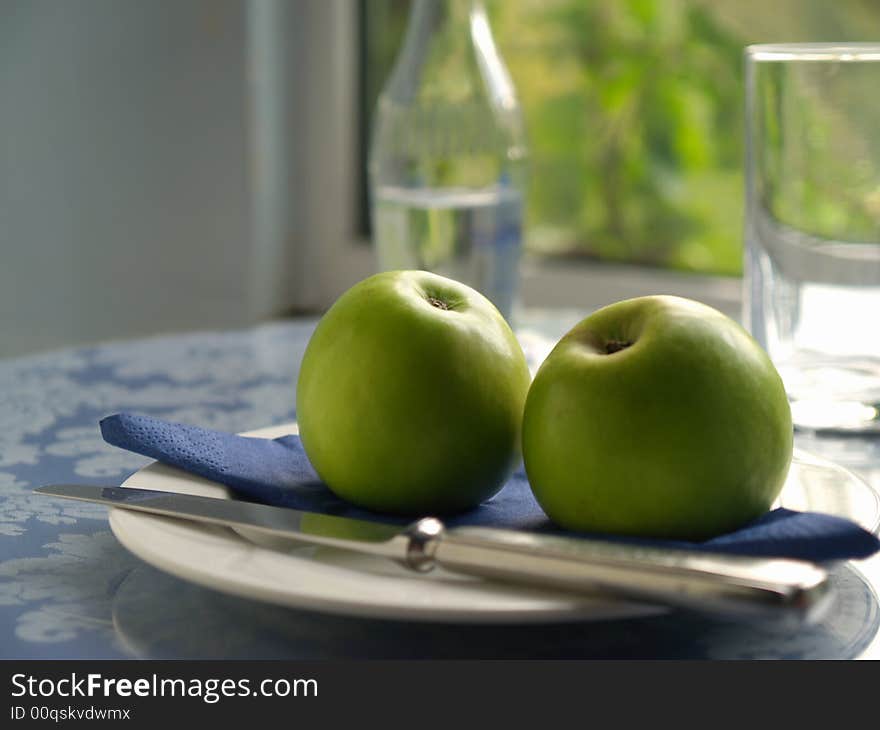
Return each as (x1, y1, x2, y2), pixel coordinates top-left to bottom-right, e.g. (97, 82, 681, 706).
(35, 483, 832, 623)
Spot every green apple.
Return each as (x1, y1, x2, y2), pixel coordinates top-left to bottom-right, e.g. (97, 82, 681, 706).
(522, 295, 793, 540)
(296, 270, 531, 515)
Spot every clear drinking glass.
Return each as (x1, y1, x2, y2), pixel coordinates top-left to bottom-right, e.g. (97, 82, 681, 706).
(745, 44, 880, 433)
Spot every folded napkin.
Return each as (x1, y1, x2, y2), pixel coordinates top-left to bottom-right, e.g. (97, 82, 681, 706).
(101, 412, 880, 563)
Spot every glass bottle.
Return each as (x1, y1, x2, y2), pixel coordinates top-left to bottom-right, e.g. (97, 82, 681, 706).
(369, 0, 527, 321)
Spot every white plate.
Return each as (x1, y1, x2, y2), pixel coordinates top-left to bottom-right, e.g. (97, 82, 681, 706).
(110, 423, 880, 624)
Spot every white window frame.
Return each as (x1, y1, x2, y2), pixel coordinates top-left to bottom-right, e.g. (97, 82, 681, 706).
(254, 0, 744, 321)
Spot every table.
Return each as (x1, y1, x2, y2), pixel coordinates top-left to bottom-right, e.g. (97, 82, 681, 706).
(1, 313, 878, 659)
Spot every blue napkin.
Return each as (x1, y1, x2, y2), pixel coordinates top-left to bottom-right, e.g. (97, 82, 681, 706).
(100, 412, 880, 563)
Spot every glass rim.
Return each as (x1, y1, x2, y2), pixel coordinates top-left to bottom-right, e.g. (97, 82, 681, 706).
(746, 42, 880, 62)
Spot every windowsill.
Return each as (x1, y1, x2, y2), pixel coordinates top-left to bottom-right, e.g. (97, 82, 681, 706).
(519, 255, 743, 322)
(323, 236, 744, 323)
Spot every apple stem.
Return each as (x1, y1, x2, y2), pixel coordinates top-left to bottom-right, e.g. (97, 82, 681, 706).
(604, 340, 633, 354)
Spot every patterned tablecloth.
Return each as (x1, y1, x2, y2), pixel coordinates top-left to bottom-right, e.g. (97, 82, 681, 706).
(1, 314, 879, 659)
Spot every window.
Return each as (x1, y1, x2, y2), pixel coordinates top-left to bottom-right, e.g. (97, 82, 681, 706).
(362, 0, 880, 277)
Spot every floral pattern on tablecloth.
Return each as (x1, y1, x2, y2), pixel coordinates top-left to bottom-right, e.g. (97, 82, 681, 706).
(0, 321, 310, 656)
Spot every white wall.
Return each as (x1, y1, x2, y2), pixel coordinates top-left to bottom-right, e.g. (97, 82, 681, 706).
(0, 0, 258, 357)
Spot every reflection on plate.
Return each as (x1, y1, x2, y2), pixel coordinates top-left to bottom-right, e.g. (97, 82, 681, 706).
(110, 423, 880, 624)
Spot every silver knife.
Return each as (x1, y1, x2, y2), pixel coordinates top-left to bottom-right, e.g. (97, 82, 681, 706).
(35, 484, 832, 623)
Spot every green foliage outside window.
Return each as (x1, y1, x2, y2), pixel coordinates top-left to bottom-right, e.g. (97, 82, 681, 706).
(364, 0, 880, 276)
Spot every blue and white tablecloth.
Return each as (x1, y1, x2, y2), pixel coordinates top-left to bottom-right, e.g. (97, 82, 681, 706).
(1, 316, 879, 659)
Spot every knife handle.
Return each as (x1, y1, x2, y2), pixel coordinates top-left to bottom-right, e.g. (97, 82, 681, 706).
(404, 519, 832, 622)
